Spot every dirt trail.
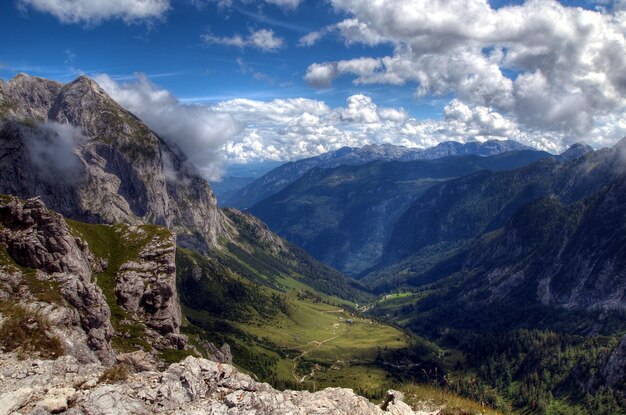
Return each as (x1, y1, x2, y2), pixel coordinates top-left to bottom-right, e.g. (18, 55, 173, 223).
(290, 333, 342, 383)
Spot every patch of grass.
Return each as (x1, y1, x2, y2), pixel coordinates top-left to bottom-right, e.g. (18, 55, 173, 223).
(98, 364, 130, 384)
(0, 245, 63, 305)
(401, 383, 504, 415)
(0, 302, 64, 360)
(158, 348, 197, 364)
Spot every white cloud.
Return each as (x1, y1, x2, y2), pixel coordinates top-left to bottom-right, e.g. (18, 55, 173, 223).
(304, 63, 338, 88)
(299, 31, 324, 47)
(299, 18, 388, 47)
(338, 94, 380, 123)
(202, 28, 285, 52)
(92, 73, 613, 168)
(303, 0, 626, 142)
(211, 92, 568, 164)
(17, 0, 169, 24)
(23, 121, 85, 184)
(264, 0, 301, 9)
(95, 73, 241, 180)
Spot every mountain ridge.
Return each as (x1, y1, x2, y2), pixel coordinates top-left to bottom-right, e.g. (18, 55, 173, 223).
(249, 150, 553, 275)
(225, 140, 536, 208)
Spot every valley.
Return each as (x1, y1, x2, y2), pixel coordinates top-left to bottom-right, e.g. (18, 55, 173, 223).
(0, 72, 624, 415)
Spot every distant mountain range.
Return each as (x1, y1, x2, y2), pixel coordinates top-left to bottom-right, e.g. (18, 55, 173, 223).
(222, 140, 534, 208)
(249, 150, 553, 275)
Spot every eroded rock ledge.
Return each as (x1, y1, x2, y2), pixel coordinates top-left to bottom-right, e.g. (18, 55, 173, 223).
(0, 354, 422, 415)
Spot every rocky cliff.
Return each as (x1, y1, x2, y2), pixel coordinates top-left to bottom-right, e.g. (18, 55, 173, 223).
(0, 196, 188, 365)
(0, 195, 115, 365)
(0, 74, 226, 253)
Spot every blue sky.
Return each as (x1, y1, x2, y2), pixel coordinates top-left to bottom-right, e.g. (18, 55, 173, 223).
(0, 1, 404, 109)
(1, 0, 625, 176)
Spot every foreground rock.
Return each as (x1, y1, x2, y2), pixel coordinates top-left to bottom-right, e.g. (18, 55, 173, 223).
(0, 354, 423, 415)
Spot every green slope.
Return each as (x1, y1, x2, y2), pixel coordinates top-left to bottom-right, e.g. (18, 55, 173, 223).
(175, 209, 445, 395)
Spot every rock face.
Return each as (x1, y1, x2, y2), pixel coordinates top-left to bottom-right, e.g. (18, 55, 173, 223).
(0, 196, 115, 365)
(0, 354, 421, 415)
(115, 227, 185, 349)
(0, 74, 226, 253)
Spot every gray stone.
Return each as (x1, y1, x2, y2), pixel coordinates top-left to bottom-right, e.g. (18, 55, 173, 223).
(0, 387, 33, 415)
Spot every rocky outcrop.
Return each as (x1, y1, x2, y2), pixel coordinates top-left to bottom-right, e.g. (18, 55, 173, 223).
(0, 354, 422, 415)
(599, 335, 626, 390)
(116, 227, 186, 350)
(0, 74, 226, 253)
(0, 196, 192, 364)
(0, 196, 115, 365)
(0, 73, 62, 121)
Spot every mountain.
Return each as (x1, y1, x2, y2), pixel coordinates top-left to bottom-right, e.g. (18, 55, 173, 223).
(380, 140, 624, 269)
(0, 74, 436, 397)
(224, 140, 534, 208)
(361, 141, 626, 413)
(0, 73, 225, 253)
(368, 138, 626, 330)
(249, 150, 551, 275)
(557, 142, 594, 161)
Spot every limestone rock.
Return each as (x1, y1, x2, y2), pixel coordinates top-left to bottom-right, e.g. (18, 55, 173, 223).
(0, 387, 33, 415)
(0, 196, 115, 365)
(0, 354, 425, 415)
(116, 230, 185, 349)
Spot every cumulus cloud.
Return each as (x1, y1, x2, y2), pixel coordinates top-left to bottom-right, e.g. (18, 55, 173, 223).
(17, 0, 169, 24)
(304, 63, 339, 88)
(23, 122, 85, 183)
(202, 28, 285, 52)
(303, 0, 626, 143)
(95, 74, 241, 180)
(299, 18, 388, 47)
(210, 92, 558, 163)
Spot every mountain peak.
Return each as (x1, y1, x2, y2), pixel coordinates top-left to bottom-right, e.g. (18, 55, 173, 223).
(558, 142, 594, 161)
(4, 73, 63, 121)
(64, 75, 111, 98)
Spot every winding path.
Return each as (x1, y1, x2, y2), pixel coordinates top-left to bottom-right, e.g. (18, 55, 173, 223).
(290, 333, 343, 383)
